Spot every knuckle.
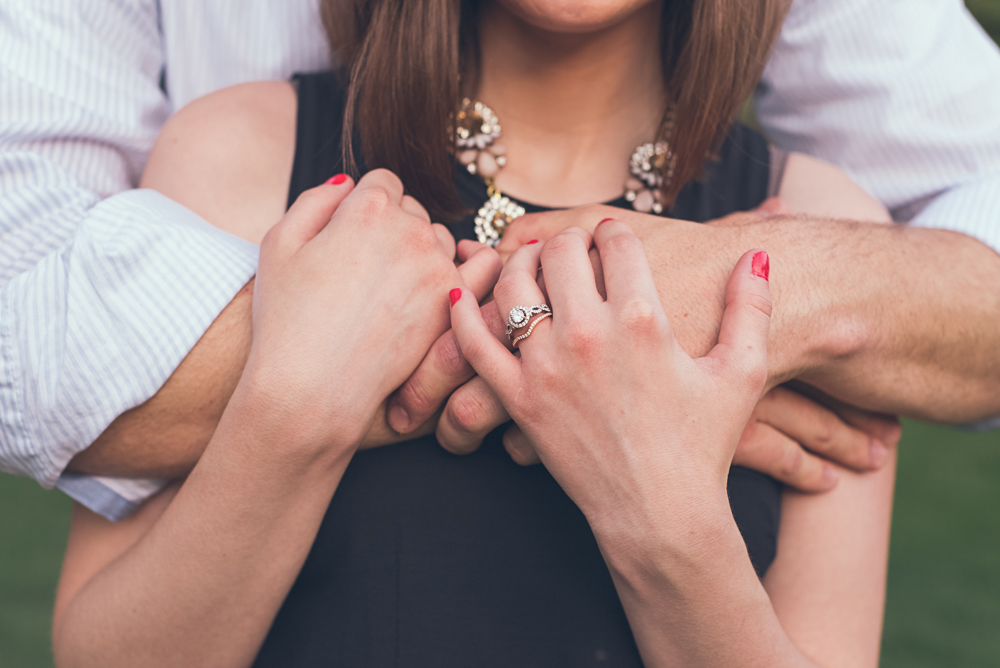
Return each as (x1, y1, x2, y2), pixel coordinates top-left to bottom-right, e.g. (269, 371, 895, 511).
(778, 443, 805, 478)
(364, 168, 403, 191)
(433, 332, 469, 377)
(743, 291, 773, 319)
(618, 298, 663, 337)
(492, 273, 520, 303)
(355, 185, 395, 221)
(445, 390, 493, 436)
(564, 321, 601, 357)
(396, 379, 436, 419)
(540, 232, 579, 258)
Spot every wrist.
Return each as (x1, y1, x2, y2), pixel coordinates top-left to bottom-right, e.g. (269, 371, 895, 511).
(589, 487, 734, 577)
(594, 491, 741, 592)
(228, 360, 368, 463)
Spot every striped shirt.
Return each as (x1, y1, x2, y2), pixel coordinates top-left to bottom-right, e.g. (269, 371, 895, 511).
(1, 0, 998, 521)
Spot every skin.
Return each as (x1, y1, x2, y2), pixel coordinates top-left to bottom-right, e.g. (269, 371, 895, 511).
(449, 224, 838, 665)
(55, 2, 896, 666)
(54, 171, 475, 667)
(69, 0, 899, 492)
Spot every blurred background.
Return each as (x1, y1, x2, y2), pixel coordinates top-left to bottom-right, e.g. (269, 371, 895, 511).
(2, 2, 1000, 667)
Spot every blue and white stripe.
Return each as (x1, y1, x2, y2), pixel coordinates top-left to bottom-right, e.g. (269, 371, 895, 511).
(1, 0, 998, 521)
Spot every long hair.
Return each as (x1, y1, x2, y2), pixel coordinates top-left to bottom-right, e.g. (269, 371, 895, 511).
(322, 0, 791, 223)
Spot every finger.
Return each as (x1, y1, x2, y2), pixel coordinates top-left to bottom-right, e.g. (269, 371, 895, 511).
(538, 227, 602, 317)
(733, 420, 840, 492)
(786, 381, 902, 455)
(400, 194, 431, 223)
(449, 286, 520, 400)
(457, 246, 503, 302)
(432, 223, 457, 260)
(267, 175, 355, 250)
(592, 219, 661, 306)
(704, 249, 771, 393)
(502, 424, 541, 466)
(588, 247, 607, 300)
(352, 167, 405, 203)
(755, 386, 886, 471)
(436, 375, 511, 455)
(388, 291, 507, 435)
(457, 239, 489, 263)
(754, 196, 791, 217)
(387, 329, 475, 433)
(491, 241, 552, 350)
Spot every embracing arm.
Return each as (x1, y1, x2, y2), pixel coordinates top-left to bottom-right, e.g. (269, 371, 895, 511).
(499, 155, 1000, 424)
(68, 83, 499, 478)
(636, 213, 1000, 423)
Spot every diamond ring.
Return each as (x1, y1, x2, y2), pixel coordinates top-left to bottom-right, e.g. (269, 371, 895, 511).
(506, 304, 551, 338)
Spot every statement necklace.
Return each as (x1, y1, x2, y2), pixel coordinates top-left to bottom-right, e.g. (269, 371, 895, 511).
(455, 98, 675, 247)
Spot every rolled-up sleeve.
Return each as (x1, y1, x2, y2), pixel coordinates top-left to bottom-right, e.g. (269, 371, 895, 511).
(757, 0, 1000, 253)
(0, 0, 259, 518)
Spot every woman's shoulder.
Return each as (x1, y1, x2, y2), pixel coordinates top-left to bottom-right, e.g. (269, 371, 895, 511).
(140, 81, 298, 245)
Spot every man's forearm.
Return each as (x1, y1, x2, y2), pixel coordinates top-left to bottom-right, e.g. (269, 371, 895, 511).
(632, 214, 1000, 423)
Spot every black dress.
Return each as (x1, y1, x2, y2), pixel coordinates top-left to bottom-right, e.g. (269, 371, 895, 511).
(253, 72, 781, 668)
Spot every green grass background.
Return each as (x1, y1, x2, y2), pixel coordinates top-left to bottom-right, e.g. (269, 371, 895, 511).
(2, 3, 1000, 667)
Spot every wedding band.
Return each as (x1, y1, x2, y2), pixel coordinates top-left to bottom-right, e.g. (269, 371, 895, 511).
(506, 304, 551, 338)
(512, 312, 551, 348)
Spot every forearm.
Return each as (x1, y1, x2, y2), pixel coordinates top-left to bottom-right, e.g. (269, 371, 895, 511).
(53, 382, 355, 668)
(68, 279, 426, 478)
(593, 496, 814, 668)
(634, 215, 1000, 423)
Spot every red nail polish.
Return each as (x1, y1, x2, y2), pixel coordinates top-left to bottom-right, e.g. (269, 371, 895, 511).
(752, 251, 770, 281)
(526, 239, 539, 245)
(449, 288, 462, 306)
(326, 173, 348, 185)
(597, 218, 614, 226)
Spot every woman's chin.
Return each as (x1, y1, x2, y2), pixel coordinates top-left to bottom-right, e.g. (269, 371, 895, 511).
(495, 0, 658, 35)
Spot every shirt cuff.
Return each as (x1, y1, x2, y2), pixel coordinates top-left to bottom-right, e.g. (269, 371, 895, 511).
(907, 173, 1000, 256)
(56, 473, 168, 522)
(0, 188, 258, 518)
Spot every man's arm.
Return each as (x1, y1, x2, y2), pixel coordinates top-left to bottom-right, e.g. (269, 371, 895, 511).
(630, 210, 1000, 424)
(0, 1, 259, 519)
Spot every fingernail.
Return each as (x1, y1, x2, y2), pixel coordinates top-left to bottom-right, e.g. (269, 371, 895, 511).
(387, 403, 412, 433)
(597, 217, 615, 226)
(869, 440, 888, 468)
(526, 239, 539, 245)
(752, 251, 770, 281)
(822, 464, 840, 487)
(326, 173, 348, 185)
(449, 288, 462, 306)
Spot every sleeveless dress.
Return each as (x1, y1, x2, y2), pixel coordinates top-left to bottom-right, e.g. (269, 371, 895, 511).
(253, 71, 782, 668)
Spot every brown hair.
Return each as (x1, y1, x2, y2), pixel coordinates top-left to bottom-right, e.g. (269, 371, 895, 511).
(323, 0, 790, 223)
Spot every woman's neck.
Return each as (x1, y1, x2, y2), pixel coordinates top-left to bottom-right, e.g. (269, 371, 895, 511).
(476, 2, 665, 208)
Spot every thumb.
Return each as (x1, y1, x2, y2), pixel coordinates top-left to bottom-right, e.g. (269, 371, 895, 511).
(704, 249, 772, 395)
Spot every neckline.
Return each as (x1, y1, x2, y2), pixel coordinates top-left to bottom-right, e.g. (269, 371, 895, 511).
(455, 164, 636, 214)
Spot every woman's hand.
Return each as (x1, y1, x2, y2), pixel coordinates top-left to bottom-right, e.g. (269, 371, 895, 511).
(447, 220, 771, 534)
(244, 169, 468, 455)
(449, 222, 822, 667)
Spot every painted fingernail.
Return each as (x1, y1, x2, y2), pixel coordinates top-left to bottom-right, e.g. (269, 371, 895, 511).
(449, 288, 462, 306)
(326, 173, 348, 185)
(869, 440, 888, 468)
(526, 239, 539, 245)
(822, 464, 840, 487)
(597, 217, 615, 226)
(752, 251, 770, 281)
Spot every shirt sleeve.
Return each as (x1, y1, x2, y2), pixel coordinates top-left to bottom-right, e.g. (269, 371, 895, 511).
(0, 0, 260, 518)
(756, 0, 1000, 253)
